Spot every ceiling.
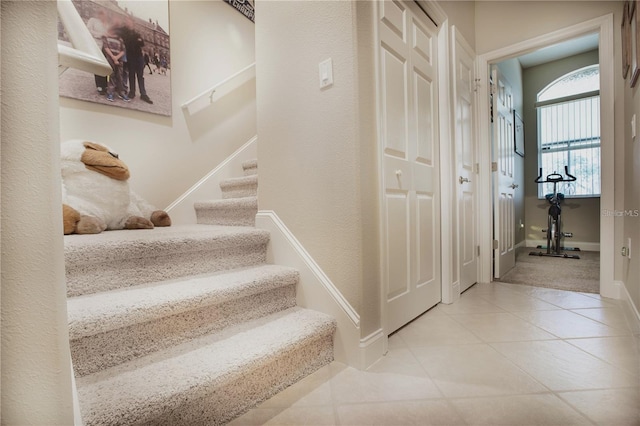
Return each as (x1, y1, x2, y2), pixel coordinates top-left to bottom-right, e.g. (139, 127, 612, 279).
(517, 33, 600, 68)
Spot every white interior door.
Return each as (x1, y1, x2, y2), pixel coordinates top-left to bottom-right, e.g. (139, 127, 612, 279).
(378, 0, 441, 333)
(453, 29, 478, 293)
(492, 66, 516, 278)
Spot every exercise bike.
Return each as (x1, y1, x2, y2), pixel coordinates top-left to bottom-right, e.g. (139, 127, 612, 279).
(529, 166, 580, 259)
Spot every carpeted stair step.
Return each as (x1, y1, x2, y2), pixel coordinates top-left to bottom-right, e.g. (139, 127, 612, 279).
(76, 307, 336, 426)
(220, 175, 258, 199)
(242, 159, 258, 176)
(65, 224, 270, 297)
(194, 196, 258, 227)
(68, 264, 299, 377)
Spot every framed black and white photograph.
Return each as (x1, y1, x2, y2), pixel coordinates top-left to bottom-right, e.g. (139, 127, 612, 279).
(514, 111, 524, 157)
(58, 0, 171, 116)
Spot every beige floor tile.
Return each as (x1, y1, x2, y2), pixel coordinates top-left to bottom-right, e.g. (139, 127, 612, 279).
(336, 399, 466, 426)
(328, 361, 442, 404)
(435, 295, 504, 315)
(571, 307, 636, 332)
(229, 405, 336, 425)
(396, 313, 482, 348)
(524, 288, 616, 309)
(477, 291, 563, 312)
(566, 336, 640, 376)
(411, 343, 548, 398)
(448, 312, 558, 342)
(491, 340, 638, 391)
(366, 346, 429, 376)
(514, 309, 626, 338)
(450, 393, 591, 425)
(558, 388, 640, 426)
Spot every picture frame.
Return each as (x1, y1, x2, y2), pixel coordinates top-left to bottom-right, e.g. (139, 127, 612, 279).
(58, 0, 172, 116)
(629, 0, 640, 87)
(514, 111, 525, 157)
(623, 1, 630, 79)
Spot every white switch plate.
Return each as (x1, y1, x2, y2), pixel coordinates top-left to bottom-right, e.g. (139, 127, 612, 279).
(319, 58, 333, 89)
(632, 114, 636, 139)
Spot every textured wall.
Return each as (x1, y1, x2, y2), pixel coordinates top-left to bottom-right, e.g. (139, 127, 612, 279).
(1, 2, 75, 423)
(255, 1, 381, 334)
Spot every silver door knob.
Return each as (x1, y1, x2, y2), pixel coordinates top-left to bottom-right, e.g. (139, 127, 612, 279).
(459, 176, 471, 184)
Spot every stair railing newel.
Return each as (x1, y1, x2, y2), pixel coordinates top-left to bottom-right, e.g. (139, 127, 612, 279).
(65, 159, 336, 425)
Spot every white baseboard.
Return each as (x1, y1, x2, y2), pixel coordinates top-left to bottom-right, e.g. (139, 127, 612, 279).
(359, 328, 387, 369)
(616, 281, 640, 333)
(256, 210, 384, 370)
(525, 239, 600, 252)
(600, 280, 624, 300)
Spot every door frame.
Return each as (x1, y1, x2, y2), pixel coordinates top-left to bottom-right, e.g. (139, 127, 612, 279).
(476, 14, 615, 294)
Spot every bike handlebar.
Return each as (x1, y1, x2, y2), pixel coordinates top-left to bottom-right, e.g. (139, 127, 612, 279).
(534, 166, 577, 183)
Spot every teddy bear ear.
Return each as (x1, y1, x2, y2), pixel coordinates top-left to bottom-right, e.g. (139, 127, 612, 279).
(83, 141, 109, 152)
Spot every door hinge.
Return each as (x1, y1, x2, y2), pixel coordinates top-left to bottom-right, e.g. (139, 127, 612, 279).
(493, 240, 499, 249)
(477, 245, 481, 256)
(475, 163, 480, 174)
(491, 162, 498, 172)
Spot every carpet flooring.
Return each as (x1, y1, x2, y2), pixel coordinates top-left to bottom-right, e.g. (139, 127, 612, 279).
(496, 246, 600, 294)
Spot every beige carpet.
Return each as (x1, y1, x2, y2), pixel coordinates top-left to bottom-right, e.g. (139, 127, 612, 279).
(496, 246, 600, 293)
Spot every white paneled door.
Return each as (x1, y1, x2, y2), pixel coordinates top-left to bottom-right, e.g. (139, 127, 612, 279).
(453, 29, 478, 293)
(378, 0, 441, 333)
(492, 66, 516, 278)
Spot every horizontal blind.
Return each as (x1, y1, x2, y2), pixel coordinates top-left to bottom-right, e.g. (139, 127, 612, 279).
(538, 95, 601, 197)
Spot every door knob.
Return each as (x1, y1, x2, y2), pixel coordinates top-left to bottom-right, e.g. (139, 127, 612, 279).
(459, 176, 471, 184)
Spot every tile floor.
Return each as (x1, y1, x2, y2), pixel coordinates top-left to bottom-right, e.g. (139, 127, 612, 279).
(231, 282, 640, 425)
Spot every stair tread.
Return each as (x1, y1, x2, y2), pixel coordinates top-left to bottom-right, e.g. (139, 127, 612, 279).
(76, 307, 335, 424)
(194, 196, 258, 209)
(65, 224, 269, 264)
(68, 264, 298, 340)
(220, 174, 258, 188)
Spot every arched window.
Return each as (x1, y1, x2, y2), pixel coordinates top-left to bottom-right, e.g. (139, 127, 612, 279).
(536, 64, 600, 197)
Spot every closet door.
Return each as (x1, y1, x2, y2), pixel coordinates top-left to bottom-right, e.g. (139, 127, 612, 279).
(378, 0, 441, 333)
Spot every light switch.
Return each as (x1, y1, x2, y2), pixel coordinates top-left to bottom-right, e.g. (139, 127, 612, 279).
(319, 58, 333, 89)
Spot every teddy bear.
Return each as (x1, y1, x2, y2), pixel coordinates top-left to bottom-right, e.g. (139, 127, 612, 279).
(61, 139, 171, 235)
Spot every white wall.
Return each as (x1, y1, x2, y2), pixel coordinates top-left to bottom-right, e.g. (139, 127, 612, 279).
(1, 2, 75, 423)
(60, 0, 256, 211)
(255, 0, 381, 336)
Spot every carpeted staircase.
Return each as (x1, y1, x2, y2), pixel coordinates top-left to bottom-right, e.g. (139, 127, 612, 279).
(65, 160, 336, 425)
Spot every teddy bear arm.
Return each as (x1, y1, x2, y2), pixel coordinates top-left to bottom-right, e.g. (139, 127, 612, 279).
(63, 204, 81, 235)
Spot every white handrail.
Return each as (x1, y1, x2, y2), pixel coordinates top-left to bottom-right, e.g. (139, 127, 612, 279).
(57, 0, 112, 76)
(181, 62, 256, 115)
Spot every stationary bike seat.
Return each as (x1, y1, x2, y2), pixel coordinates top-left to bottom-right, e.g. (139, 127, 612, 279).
(545, 193, 565, 202)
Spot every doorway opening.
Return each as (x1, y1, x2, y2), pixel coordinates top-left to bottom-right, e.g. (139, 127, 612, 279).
(493, 34, 602, 294)
(476, 15, 616, 297)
